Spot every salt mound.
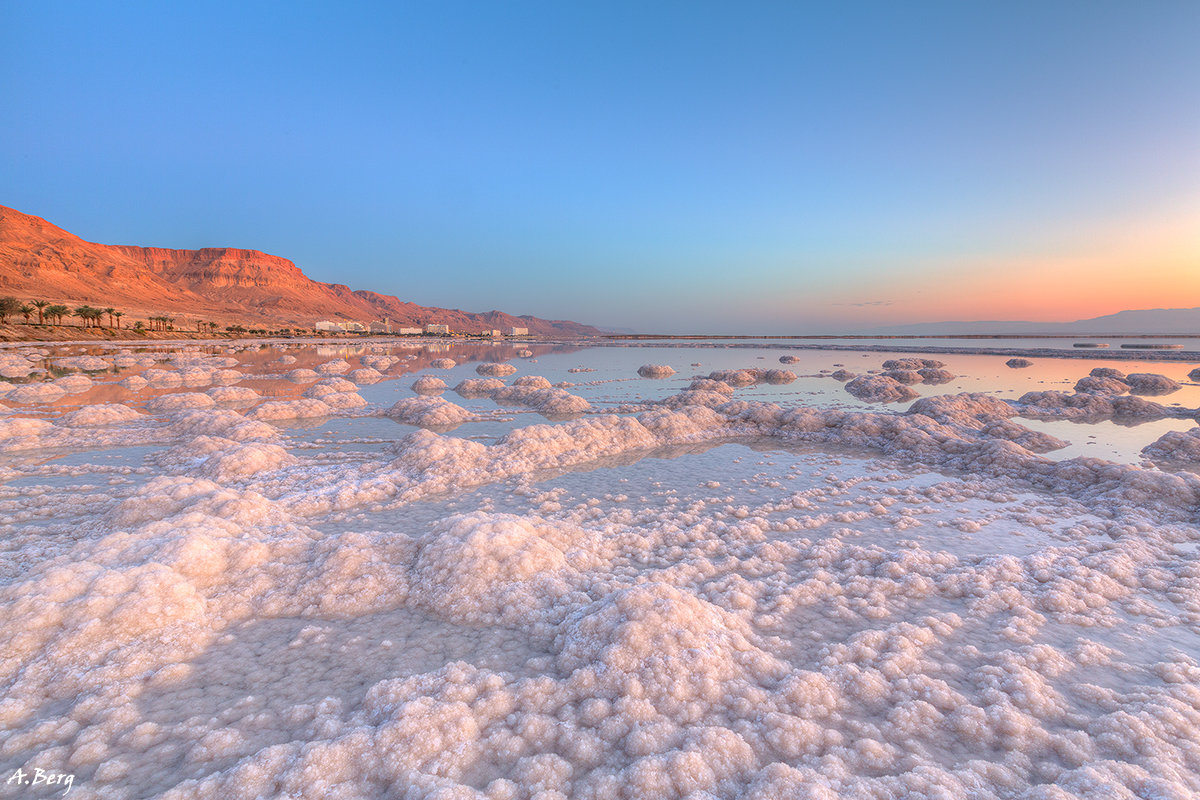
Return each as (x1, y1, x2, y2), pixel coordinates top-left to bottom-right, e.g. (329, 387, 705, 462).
(708, 369, 757, 386)
(211, 369, 242, 386)
(778, 355, 801, 364)
(492, 385, 591, 416)
(304, 378, 357, 399)
(918, 367, 956, 384)
(199, 440, 294, 481)
(273, 354, 298, 365)
(321, 391, 368, 411)
(845, 375, 919, 403)
(285, 368, 320, 383)
(120, 376, 149, 390)
(1074, 376, 1129, 395)
(638, 364, 676, 378)
(430, 358, 457, 369)
(147, 393, 216, 413)
(411, 375, 448, 394)
(762, 369, 797, 385)
(688, 378, 735, 395)
(347, 367, 383, 384)
(362, 354, 399, 370)
(316, 359, 352, 375)
(1016, 391, 1174, 421)
(882, 369, 922, 385)
(206, 386, 261, 405)
(477, 362, 517, 377)
(386, 396, 474, 429)
(1006, 358, 1033, 368)
(830, 369, 856, 381)
(455, 378, 505, 398)
(1124, 373, 1180, 396)
(1189, 367, 1200, 382)
(1143, 427, 1200, 464)
(54, 355, 109, 371)
(883, 358, 945, 369)
(63, 404, 143, 426)
(513, 375, 553, 389)
(247, 398, 334, 421)
(7, 383, 66, 404)
(169, 410, 278, 442)
(556, 583, 783, 702)
(1090, 367, 1126, 379)
(412, 513, 573, 623)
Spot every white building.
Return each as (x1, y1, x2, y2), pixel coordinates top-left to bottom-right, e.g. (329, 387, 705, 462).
(368, 320, 392, 333)
(425, 324, 450, 335)
(487, 329, 502, 337)
(342, 321, 366, 332)
(314, 320, 342, 332)
(508, 327, 529, 336)
(396, 327, 422, 336)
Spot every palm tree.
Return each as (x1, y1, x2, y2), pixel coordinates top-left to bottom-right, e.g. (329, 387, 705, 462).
(104, 307, 115, 327)
(45, 304, 69, 325)
(32, 299, 49, 325)
(19, 304, 34, 323)
(0, 296, 20, 323)
(113, 311, 123, 328)
(73, 306, 92, 327)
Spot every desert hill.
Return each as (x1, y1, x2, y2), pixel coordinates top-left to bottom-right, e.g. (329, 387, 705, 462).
(0, 205, 599, 336)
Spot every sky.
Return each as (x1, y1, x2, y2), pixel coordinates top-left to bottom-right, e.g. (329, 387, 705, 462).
(2, 1, 1198, 333)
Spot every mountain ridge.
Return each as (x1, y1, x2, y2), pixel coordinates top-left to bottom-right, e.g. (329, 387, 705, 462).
(865, 307, 1200, 336)
(0, 205, 600, 336)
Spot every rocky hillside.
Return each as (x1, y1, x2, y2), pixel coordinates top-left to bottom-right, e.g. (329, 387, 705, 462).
(0, 205, 600, 336)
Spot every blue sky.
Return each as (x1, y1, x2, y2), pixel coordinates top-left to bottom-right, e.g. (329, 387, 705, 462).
(3, 1, 1198, 332)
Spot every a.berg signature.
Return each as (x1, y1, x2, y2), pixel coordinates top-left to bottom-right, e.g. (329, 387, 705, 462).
(5, 768, 75, 796)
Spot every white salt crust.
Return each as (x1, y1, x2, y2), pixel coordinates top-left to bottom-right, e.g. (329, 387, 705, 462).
(1, 346, 1200, 800)
(478, 363, 519, 377)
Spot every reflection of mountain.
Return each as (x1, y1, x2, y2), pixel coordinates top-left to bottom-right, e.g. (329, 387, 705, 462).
(867, 308, 1200, 335)
(0, 205, 600, 336)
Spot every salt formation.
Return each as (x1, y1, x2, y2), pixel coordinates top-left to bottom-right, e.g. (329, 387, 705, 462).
(492, 384, 592, 416)
(762, 369, 797, 384)
(844, 374, 919, 403)
(778, 355, 801, 364)
(1189, 367, 1200, 382)
(411, 375, 448, 394)
(316, 358, 353, 375)
(386, 395, 475, 429)
(146, 392, 216, 413)
(455, 378, 506, 397)
(1090, 367, 1125, 379)
(917, 367, 955, 384)
(1006, 358, 1033, 368)
(206, 386, 262, 405)
(348, 367, 384, 384)
(3, 341, 1200, 800)
(477, 362, 518, 377)
(1143, 426, 1200, 464)
(285, 368, 320, 383)
(5, 382, 66, 404)
(62, 403, 143, 426)
(883, 357, 944, 369)
(303, 378, 357, 399)
(830, 368, 856, 381)
(247, 398, 335, 421)
(638, 364, 676, 378)
(430, 358, 457, 369)
(1125, 372, 1181, 396)
(1074, 375, 1129, 395)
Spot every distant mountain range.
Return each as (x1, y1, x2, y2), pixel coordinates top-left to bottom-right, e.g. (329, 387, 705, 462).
(0, 205, 600, 336)
(866, 307, 1200, 336)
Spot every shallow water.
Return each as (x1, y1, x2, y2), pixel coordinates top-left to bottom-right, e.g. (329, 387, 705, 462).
(1, 338, 1199, 799)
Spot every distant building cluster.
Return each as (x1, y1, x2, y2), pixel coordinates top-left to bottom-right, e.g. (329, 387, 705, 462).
(312, 319, 530, 337)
